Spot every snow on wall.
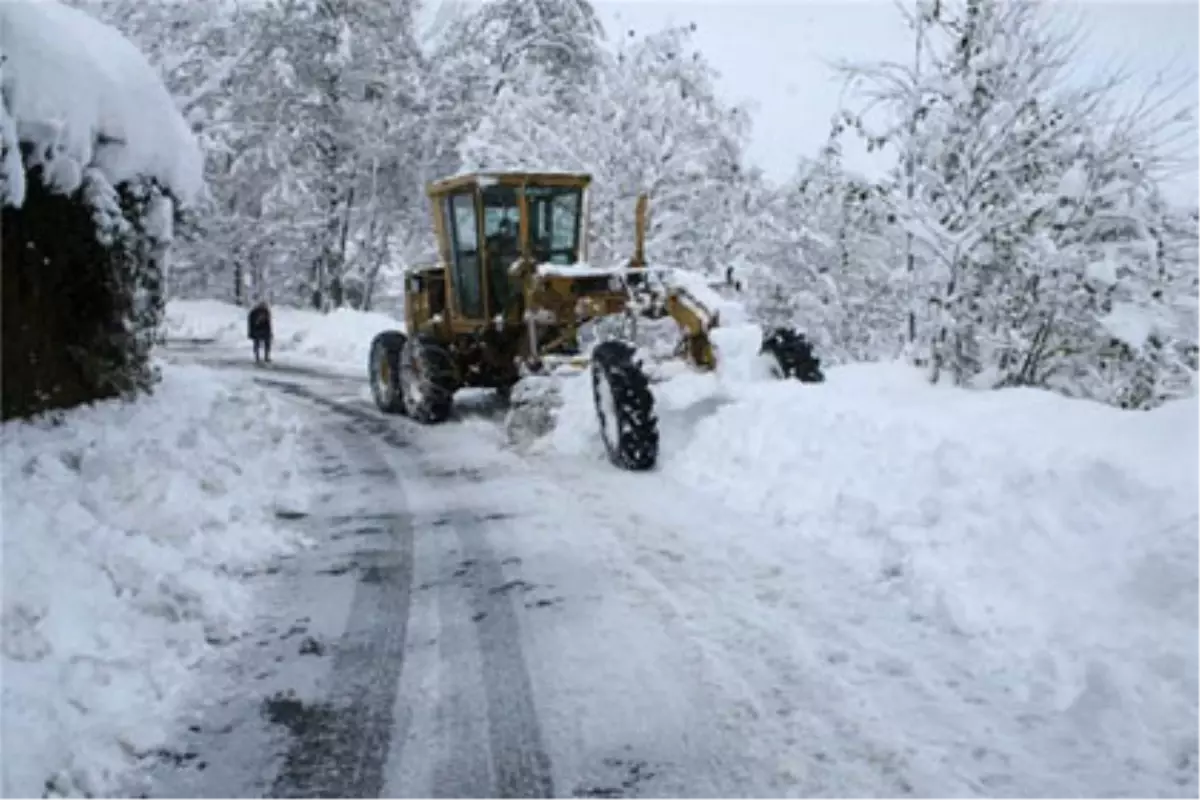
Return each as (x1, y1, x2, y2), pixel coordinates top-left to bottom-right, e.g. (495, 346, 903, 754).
(0, 0, 203, 208)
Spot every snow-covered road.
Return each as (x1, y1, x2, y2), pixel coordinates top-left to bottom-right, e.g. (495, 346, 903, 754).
(145, 345, 816, 798)
(135, 339, 1197, 798)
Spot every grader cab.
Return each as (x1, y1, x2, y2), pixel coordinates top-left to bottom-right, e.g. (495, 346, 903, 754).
(368, 170, 822, 472)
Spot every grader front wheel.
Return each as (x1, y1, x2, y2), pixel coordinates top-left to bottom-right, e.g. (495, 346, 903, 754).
(591, 340, 659, 471)
(761, 328, 825, 383)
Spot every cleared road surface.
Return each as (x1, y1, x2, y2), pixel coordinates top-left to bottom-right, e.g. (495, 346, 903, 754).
(141, 344, 826, 799)
(139, 341, 1171, 799)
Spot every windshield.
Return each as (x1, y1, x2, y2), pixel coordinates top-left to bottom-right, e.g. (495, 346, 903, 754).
(482, 188, 520, 242)
(525, 185, 582, 265)
(481, 186, 521, 312)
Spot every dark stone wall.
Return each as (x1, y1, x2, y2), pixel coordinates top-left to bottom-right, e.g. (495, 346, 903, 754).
(2, 165, 164, 421)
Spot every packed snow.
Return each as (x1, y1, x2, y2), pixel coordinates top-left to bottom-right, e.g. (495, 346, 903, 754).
(0, 0, 203, 207)
(535, 355, 1199, 795)
(1, 363, 317, 798)
(163, 299, 403, 375)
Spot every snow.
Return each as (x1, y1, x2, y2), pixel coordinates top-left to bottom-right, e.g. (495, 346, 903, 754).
(657, 265, 752, 326)
(1, 363, 317, 798)
(1057, 162, 1090, 200)
(0, 94, 26, 207)
(535, 359, 1198, 794)
(163, 299, 404, 375)
(16, 290, 1192, 796)
(708, 324, 775, 383)
(536, 261, 622, 279)
(0, 0, 204, 207)
(1101, 300, 1160, 349)
(1085, 254, 1120, 286)
(438, 169, 591, 185)
(18, 287, 1190, 800)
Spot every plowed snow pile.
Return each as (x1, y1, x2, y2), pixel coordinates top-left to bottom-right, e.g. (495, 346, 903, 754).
(544, 359, 1199, 794)
(1, 364, 316, 797)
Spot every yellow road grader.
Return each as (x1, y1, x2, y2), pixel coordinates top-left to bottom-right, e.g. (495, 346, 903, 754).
(368, 170, 823, 471)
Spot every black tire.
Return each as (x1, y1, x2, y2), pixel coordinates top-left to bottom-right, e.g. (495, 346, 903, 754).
(591, 340, 659, 471)
(369, 330, 407, 414)
(495, 382, 516, 405)
(399, 335, 457, 424)
(761, 327, 825, 383)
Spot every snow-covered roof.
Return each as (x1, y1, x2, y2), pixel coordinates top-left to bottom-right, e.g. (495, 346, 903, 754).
(437, 169, 592, 184)
(0, 0, 204, 207)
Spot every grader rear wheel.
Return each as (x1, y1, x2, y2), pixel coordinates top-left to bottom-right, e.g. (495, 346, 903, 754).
(761, 328, 825, 383)
(369, 330, 407, 414)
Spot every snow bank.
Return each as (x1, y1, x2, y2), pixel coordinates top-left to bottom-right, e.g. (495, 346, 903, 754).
(163, 299, 403, 373)
(684, 366, 1198, 787)
(543, 360, 1198, 789)
(0, 0, 203, 207)
(1, 363, 316, 798)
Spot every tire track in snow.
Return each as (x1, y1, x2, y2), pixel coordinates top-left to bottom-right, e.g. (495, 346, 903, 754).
(262, 377, 554, 798)
(450, 511, 555, 799)
(428, 539, 495, 798)
(269, 419, 416, 798)
(255, 376, 414, 451)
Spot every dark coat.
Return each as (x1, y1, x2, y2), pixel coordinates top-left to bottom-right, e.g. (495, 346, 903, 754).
(247, 304, 272, 341)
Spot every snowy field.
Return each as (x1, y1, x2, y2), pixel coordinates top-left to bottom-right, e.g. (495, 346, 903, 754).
(1, 363, 318, 797)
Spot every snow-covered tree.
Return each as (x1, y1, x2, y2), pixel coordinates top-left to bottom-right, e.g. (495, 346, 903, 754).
(66, 0, 293, 304)
(736, 142, 905, 364)
(458, 0, 605, 103)
(1036, 162, 1199, 406)
(66, 0, 260, 121)
(833, 0, 1197, 405)
(460, 23, 750, 273)
(83, 0, 433, 310)
(1, 0, 203, 420)
(229, 0, 429, 310)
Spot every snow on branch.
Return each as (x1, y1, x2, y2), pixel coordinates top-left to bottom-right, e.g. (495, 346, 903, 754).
(0, 0, 203, 208)
(820, 0, 1197, 401)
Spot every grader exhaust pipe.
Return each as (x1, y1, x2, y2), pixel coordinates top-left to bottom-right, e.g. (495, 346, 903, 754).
(629, 193, 648, 269)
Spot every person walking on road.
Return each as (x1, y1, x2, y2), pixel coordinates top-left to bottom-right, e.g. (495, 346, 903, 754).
(247, 300, 273, 364)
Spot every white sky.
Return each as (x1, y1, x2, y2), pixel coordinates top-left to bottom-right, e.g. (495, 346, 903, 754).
(424, 0, 1199, 204)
